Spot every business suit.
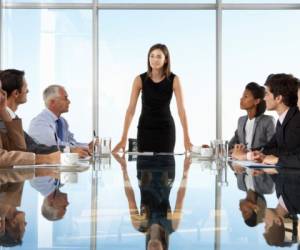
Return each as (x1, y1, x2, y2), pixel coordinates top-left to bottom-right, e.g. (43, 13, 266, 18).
(274, 170, 300, 215)
(229, 114, 275, 150)
(0, 168, 35, 185)
(0, 119, 35, 168)
(24, 131, 60, 154)
(0, 181, 24, 207)
(236, 172, 274, 194)
(262, 106, 300, 168)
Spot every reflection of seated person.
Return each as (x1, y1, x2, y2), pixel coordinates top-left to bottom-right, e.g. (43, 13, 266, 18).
(0, 176, 26, 246)
(0, 168, 60, 246)
(30, 176, 69, 221)
(28, 85, 93, 157)
(231, 164, 274, 227)
(113, 154, 190, 250)
(263, 170, 300, 246)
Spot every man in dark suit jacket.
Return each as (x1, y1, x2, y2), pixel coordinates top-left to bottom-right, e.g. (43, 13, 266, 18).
(259, 74, 300, 167)
(263, 169, 300, 247)
(274, 169, 300, 215)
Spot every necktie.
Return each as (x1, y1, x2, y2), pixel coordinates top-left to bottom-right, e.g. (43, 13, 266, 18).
(276, 120, 282, 128)
(56, 118, 64, 141)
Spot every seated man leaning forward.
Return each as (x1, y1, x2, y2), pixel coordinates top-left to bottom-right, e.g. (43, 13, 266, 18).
(28, 85, 93, 158)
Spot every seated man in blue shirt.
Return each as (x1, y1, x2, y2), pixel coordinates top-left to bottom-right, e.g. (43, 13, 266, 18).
(28, 84, 92, 157)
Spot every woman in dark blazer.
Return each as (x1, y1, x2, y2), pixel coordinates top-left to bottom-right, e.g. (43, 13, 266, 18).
(229, 82, 275, 150)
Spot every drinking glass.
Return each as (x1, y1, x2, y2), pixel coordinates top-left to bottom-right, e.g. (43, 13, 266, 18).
(100, 137, 111, 157)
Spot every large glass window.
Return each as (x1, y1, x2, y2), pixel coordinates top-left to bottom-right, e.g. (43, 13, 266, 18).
(4, 0, 91, 3)
(222, 10, 300, 141)
(224, 0, 300, 3)
(99, 10, 216, 152)
(2, 9, 93, 142)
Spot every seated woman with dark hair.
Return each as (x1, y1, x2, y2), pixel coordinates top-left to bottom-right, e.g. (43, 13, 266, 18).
(229, 82, 275, 150)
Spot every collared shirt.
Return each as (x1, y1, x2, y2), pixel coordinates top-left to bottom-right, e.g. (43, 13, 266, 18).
(278, 195, 288, 212)
(30, 176, 57, 197)
(5, 107, 17, 119)
(278, 108, 289, 125)
(244, 168, 255, 191)
(28, 108, 87, 148)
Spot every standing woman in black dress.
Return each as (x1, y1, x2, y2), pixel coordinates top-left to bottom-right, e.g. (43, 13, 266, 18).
(113, 43, 192, 153)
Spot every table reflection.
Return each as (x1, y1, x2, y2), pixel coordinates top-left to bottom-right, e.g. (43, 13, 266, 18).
(230, 163, 300, 248)
(2, 155, 300, 249)
(0, 170, 28, 247)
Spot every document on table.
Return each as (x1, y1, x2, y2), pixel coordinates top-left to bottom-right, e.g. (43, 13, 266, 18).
(126, 152, 154, 156)
(230, 160, 278, 168)
(13, 162, 89, 169)
(14, 164, 58, 168)
(126, 152, 185, 156)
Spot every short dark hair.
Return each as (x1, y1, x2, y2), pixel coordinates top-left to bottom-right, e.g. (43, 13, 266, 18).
(0, 69, 25, 97)
(245, 82, 266, 117)
(264, 73, 299, 107)
(243, 193, 266, 227)
(0, 233, 23, 247)
(244, 212, 258, 227)
(264, 221, 285, 246)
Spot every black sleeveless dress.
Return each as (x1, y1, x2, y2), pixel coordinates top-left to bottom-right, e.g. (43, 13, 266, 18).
(137, 72, 176, 153)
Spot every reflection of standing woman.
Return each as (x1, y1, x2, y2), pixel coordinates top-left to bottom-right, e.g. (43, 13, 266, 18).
(112, 153, 191, 250)
(113, 44, 192, 153)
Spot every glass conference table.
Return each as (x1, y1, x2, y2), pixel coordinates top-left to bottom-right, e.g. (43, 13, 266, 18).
(0, 153, 299, 250)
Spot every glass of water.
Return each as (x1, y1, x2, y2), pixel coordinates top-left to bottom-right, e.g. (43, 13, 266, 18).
(100, 137, 111, 157)
(211, 139, 228, 161)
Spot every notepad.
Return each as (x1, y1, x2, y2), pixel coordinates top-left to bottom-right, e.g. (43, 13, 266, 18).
(230, 160, 278, 168)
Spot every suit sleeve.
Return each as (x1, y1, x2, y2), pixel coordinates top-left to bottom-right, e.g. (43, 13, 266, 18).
(262, 134, 278, 155)
(0, 119, 35, 168)
(229, 118, 242, 149)
(4, 119, 27, 151)
(24, 132, 60, 154)
(229, 129, 239, 150)
(276, 117, 300, 168)
(265, 117, 276, 143)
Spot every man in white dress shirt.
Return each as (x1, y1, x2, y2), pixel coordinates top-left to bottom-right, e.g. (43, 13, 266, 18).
(28, 85, 92, 157)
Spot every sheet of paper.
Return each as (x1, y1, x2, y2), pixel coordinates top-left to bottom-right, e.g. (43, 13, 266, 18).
(230, 160, 277, 168)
